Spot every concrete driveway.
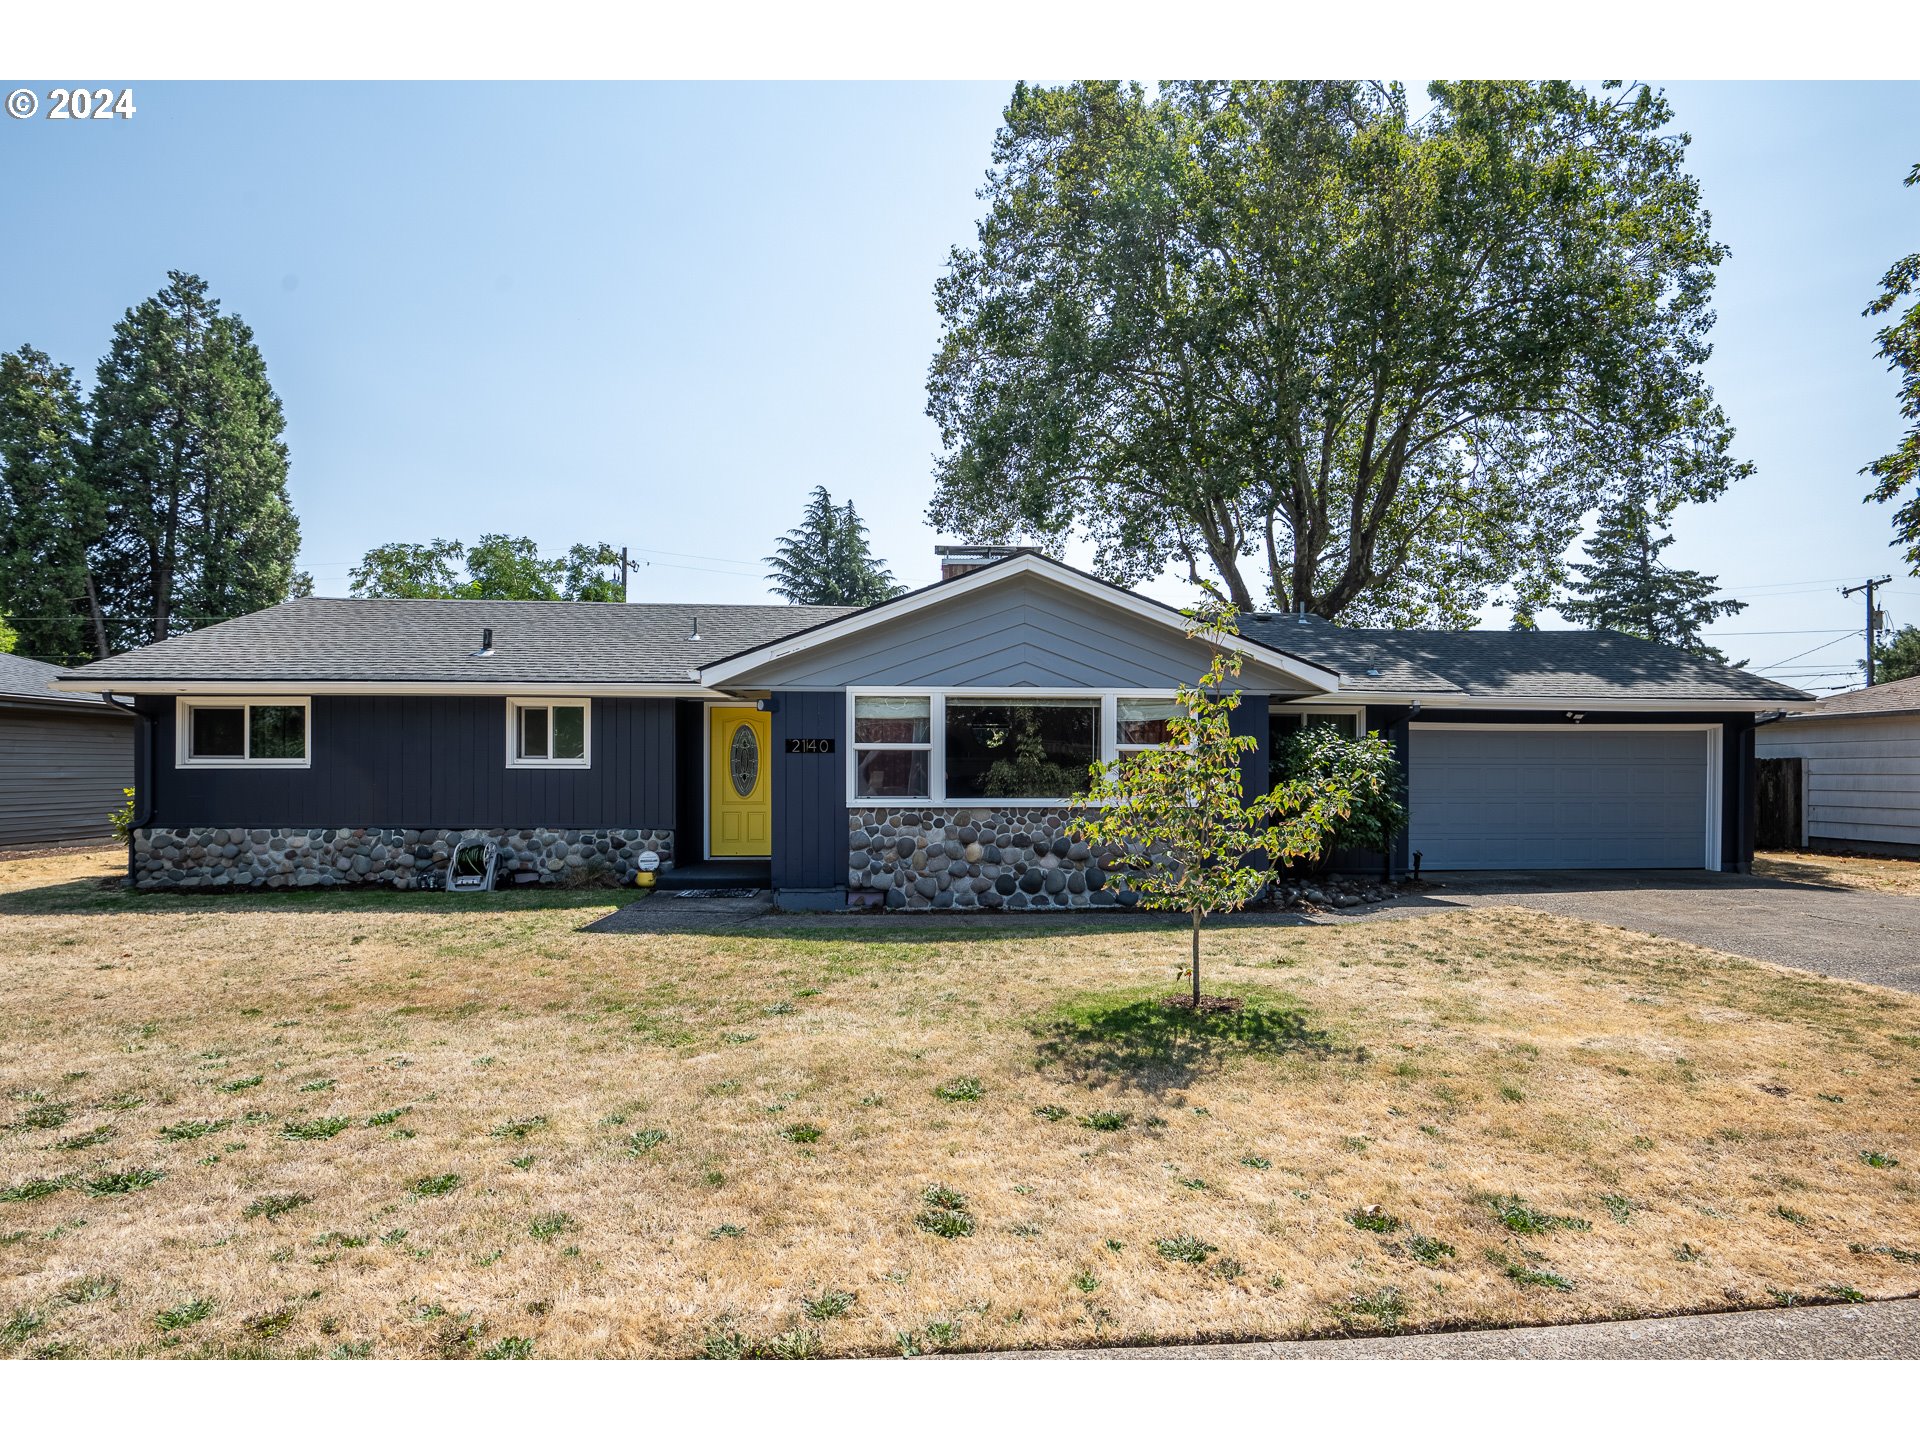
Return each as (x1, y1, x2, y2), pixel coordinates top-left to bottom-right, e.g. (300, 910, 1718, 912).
(1340, 870, 1920, 994)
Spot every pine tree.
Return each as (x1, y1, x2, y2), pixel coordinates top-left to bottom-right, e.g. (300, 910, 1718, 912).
(1560, 497, 1745, 662)
(764, 487, 904, 606)
(86, 272, 299, 651)
(0, 345, 106, 663)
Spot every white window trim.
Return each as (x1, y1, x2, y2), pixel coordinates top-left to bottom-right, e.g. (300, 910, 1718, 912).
(504, 696, 592, 769)
(845, 687, 1187, 806)
(175, 695, 312, 769)
(1269, 703, 1369, 734)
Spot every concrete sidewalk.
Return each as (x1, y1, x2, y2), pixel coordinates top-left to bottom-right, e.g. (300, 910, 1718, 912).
(966, 1298, 1920, 1359)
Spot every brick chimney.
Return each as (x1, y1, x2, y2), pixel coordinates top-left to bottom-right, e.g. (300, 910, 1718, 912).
(934, 544, 1040, 582)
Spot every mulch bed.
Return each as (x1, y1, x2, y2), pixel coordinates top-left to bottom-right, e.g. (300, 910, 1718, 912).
(1158, 994, 1245, 1014)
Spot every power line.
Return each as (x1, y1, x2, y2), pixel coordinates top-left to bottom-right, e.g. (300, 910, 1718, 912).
(1756, 631, 1858, 671)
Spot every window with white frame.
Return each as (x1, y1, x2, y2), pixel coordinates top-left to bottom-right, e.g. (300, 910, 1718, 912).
(946, 697, 1099, 800)
(507, 699, 590, 767)
(1270, 708, 1363, 741)
(1115, 696, 1183, 755)
(177, 697, 310, 767)
(852, 695, 931, 799)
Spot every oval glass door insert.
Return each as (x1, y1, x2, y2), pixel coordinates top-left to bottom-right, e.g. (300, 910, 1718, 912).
(729, 724, 759, 797)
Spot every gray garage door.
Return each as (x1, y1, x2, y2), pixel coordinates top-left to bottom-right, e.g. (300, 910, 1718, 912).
(1409, 726, 1713, 870)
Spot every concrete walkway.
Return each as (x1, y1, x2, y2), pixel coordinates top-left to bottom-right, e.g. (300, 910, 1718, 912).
(1323, 871, 1920, 995)
(966, 1299, 1920, 1359)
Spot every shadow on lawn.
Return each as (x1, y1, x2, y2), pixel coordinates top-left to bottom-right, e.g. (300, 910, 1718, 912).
(0, 876, 623, 919)
(1033, 991, 1345, 1093)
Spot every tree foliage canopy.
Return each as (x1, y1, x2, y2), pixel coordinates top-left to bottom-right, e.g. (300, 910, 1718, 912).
(347, 534, 624, 601)
(1557, 493, 1745, 662)
(929, 80, 1747, 626)
(1865, 162, 1920, 573)
(87, 272, 301, 652)
(764, 486, 904, 606)
(1069, 606, 1350, 1004)
(1869, 623, 1920, 685)
(0, 345, 101, 663)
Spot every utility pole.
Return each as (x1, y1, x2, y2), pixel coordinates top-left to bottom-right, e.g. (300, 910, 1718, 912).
(620, 546, 629, 603)
(1841, 575, 1892, 685)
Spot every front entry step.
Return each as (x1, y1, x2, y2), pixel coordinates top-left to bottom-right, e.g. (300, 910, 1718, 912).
(666, 859, 771, 892)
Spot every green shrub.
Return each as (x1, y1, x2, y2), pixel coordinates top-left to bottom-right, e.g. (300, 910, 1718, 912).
(1271, 726, 1406, 860)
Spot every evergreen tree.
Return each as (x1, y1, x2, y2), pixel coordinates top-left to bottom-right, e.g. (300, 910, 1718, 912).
(1864, 162, 1920, 571)
(765, 487, 904, 606)
(86, 272, 299, 651)
(0, 345, 106, 663)
(1559, 497, 1745, 662)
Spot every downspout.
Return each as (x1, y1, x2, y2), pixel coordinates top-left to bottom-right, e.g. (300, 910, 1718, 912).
(98, 694, 154, 886)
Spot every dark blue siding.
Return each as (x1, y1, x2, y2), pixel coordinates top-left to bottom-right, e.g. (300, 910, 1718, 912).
(770, 690, 847, 893)
(137, 694, 676, 831)
(1231, 692, 1270, 805)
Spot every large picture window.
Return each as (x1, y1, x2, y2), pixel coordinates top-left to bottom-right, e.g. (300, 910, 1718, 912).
(847, 691, 1184, 804)
(507, 699, 590, 768)
(176, 697, 310, 768)
(945, 698, 1098, 801)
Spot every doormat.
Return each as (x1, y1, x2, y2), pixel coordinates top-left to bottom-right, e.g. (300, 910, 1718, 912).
(673, 887, 762, 899)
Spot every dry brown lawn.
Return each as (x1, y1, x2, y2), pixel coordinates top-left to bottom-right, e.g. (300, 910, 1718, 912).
(2, 848, 1917, 1358)
(1755, 849, 1920, 896)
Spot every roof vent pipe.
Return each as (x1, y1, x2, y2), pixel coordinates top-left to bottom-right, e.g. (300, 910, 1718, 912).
(689, 614, 700, 642)
(471, 627, 494, 658)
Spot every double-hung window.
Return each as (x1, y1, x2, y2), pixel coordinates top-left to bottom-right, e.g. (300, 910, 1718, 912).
(507, 698, 590, 767)
(852, 695, 930, 798)
(1115, 697, 1182, 757)
(176, 697, 310, 767)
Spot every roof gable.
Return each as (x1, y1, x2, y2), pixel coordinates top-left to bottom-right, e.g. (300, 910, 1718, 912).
(699, 554, 1340, 693)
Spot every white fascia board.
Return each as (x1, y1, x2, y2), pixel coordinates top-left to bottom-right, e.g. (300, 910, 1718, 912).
(46, 679, 730, 698)
(1330, 692, 1820, 713)
(697, 552, 1343, 692)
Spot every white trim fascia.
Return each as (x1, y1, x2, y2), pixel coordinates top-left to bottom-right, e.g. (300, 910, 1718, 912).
(51, 679, 728, 698)
(697, 553, 1344, 692)
(1339, 693, 1816, 713)
(503, 696, 592, 769)
(174, 695, 313, 770)
(1409, 720, 1723, 872)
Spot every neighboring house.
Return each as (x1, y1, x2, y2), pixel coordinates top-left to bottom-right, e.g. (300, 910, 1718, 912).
(0, 651, 134, 848)
(52, 548, 1811, 904)
(1756, 675, 1920, 856)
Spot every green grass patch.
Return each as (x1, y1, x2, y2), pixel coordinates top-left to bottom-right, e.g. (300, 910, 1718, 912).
(281, 1117, 352, 1141)
(491, 1116, 548, 1140)
(81, 1167, 164, 1196)
(158, 1118, 231, 1142)
(241, 1192, 311, 1219)
(1034, 986, 1338, 1084)
(50, 1126, 114, 1151)
(915, 1184, 974, 1239)
(1488, 1195, 1591, 1235)
(933, 1076, 983, 1103)
(154, 1296, 215, 1332)
(410, 1173, 462, 1197)
(1153, 1233, 1217, 1264)
(1078, 1110, 1131, 1132)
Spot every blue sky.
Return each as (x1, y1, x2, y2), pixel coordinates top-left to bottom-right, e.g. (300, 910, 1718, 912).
(1, 81, 1915, 691)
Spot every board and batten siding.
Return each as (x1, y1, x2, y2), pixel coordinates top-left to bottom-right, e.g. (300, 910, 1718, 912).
(0, 708, 134, 845)
(729, 572, 1321, 694)
(769, 690, 848, 897)
(1757, 713, 1920, 849)
(136, 694, 676, 832)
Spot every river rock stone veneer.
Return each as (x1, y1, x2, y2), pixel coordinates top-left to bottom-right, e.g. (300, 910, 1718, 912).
(131, 827, 674, 890)
(846, 806, 1143, 911)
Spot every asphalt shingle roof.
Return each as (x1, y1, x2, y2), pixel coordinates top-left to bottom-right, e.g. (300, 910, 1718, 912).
(57, 597, 858, 687)
(1773, 673, 1920, 720)
(56, 581, 1809, 707)
(1240, 614, 1811, 704)
(0, 651, 111, 707)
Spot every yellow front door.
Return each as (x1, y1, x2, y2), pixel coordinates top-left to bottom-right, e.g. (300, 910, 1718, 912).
(709, 706, 772, 857)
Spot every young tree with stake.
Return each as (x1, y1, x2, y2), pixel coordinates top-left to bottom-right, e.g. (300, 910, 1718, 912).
(1069, 606, 1351, 1009)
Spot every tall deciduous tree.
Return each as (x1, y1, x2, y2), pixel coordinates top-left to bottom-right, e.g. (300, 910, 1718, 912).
(765, 486, 904, 605)
(0, 345, 106, 663)
(87, 272, 300, 651)
(1070, 606, 1350, 1007)
(1558, 494, 1745, 662)
(1865, 162, 1920, 572)
(347, 534, 622, 600)
(929, 81, 1748, 626)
